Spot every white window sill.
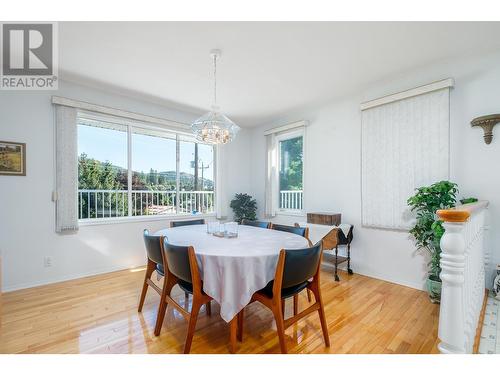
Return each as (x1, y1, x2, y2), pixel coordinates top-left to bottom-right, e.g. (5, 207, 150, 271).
(78, 212, 217, 227)
(276, 210, 306, 217)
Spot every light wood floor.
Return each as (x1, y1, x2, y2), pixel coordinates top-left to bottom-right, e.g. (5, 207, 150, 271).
(0, 267, 440, 354)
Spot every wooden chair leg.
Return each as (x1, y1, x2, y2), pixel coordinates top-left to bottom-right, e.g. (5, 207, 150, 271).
(184, 301, 202, 354)
(154, 276, 176, 336)
(282, 298, 286, 319)
(138, 261, 155, 312)
(154, 294, 168, 336)
(138, 279, 149, 313)
(293, 294, 299, 316)
(307, 289, 312, 302)
(272, 303, 288, 354)
(230, 315, 238, 353)
(237, 309, 244, 342)
(206, 301, 212, 316)
(312, 285, 330, 347)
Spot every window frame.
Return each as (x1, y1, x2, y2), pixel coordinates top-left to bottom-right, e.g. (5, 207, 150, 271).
(275, 128, 305, 215)
(76, 111, 217, 225)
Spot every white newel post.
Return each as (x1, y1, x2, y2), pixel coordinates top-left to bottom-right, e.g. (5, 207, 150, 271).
(437, 201, 489, 354)
(438, 220, 467, 354)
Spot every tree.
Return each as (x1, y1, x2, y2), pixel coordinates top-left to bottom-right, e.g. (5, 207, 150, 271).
(279, 136, 303, 190)
(78, 153, 123, 190)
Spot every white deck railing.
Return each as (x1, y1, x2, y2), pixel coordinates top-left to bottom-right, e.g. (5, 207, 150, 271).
(437, 200, 489, 354)
(78, 189, 215, 219)
(280, 190, 303, 210)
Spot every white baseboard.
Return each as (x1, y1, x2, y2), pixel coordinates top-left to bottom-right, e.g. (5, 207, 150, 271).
(2, 262, 146, 293)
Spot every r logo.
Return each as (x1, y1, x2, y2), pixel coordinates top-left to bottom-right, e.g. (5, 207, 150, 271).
(2, 23, 53, 76)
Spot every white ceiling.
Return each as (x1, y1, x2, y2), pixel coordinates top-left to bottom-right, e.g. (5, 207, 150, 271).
(59, 22, 500, 126)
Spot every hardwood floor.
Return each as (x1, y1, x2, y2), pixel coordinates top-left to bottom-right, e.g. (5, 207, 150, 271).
(0, 267, 440, 354)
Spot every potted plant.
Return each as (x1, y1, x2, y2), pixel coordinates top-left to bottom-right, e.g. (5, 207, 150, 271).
(407, 180, 458, 303)
(230, 193, 257, 224)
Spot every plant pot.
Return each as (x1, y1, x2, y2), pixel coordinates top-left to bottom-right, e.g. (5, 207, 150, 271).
(426, 275, 442, 304)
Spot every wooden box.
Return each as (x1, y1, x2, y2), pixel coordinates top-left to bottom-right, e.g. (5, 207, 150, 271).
(307, 212, 341, 226)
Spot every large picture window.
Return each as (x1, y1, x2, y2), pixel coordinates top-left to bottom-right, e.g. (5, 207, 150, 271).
(77, 114, 215, 221)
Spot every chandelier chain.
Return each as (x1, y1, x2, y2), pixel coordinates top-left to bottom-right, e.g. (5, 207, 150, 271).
(213, 53, 217, 106)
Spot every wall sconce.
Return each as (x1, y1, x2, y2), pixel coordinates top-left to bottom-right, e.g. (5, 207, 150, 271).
(471, 114, 500, 144)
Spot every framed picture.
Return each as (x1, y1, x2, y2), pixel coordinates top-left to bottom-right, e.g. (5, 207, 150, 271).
(0, 141, 26, 176)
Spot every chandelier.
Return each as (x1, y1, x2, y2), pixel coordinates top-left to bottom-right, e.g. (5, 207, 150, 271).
(191, 49, 240, 144)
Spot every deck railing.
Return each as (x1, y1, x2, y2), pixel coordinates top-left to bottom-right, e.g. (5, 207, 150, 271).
(279, 190, 303, 210)
(78, 189, 215, 219)
(437, 200, 489, 354)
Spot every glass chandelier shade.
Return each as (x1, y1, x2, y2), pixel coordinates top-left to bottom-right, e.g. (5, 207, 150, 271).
(192, 106, 240, 144)
(191, 50, 240, 145)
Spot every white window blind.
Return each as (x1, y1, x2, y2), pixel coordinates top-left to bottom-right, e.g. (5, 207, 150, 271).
(361, 84, 451, 230)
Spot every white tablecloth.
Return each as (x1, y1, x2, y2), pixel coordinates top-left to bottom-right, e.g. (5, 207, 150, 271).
(155, 224, 309, 322)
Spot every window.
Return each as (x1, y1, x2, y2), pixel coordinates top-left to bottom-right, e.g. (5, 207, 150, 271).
(361, 86, 450, 229)
(77, 114, 215, 221)
(277, 131, 303, 211)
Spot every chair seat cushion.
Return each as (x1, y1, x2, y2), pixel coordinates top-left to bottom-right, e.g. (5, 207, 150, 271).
(156, 263, 164, 276)
(259, 280, 309, 299)
(177, 279, 194, 294)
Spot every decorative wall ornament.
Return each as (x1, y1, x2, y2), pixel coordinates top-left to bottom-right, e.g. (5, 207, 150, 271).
(471, 114, 500, 144)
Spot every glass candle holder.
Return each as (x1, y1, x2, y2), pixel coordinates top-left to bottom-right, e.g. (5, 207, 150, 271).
(207, 221, 220, 234)
(224, 221, 238, 238)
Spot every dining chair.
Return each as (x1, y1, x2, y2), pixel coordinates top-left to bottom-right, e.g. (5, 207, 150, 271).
(138, 229, 169, 314)
(155, 240, 214, 353)
(271, 223, 312, 245)
(170, 218, 206, 228)
(241, 219, 271, 229)
(138, 229, 190, 318)
(271, 223, 313, 302)
(242, 241, 330, 353)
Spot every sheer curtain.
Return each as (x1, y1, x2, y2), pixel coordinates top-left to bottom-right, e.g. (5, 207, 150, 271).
(361, 86, 450, 229)
(55, 105, 79, 232)
(264, 133, 278, 217)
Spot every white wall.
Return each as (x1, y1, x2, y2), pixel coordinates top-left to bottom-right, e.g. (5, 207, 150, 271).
(0, 80, 249, 291)
(250, 52, 500, 290)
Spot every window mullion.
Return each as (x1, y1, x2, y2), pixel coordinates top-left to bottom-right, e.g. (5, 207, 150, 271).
(127, 125, 132, 217)
(175, 134, 180, 214)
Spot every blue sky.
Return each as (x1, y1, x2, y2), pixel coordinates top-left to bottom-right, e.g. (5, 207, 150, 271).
(78, 125, 214, 181)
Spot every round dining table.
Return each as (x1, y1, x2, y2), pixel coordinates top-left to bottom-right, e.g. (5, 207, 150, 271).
(154, 223, 310, 323)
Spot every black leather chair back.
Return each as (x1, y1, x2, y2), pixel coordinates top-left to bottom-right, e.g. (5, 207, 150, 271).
(170, 219, 206, 228)
(282, 242, 322, 288)
(272, 224, 307, 237)
(143, 229, 163, 266)
(163, 240, 192, 283)
(241, 219, 270, 228)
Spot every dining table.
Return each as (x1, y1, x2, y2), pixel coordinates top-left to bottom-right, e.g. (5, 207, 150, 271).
(154, 223, 310, 352)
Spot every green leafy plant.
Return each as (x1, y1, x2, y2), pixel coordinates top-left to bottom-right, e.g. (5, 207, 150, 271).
(460, 197, 478, 205)
(230, 193, 257, 224)
(407, 180, 458, 281)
